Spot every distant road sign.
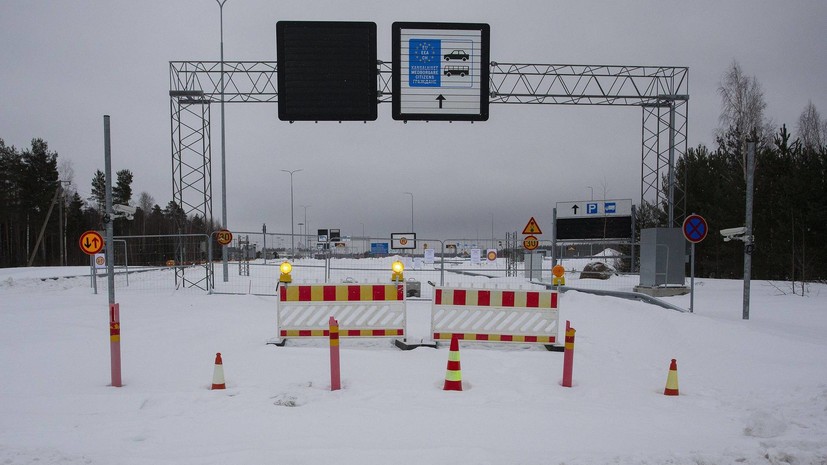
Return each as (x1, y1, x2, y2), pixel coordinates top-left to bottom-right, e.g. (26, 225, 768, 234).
(79, 230, 104, 255)
(522, 217, 543, 235)
(555, 199, 634, 240)
(523, 235, 539, 250)
(391, 232, 416, 250)
(370, 242, 389, 254)
(683, 214, 708, 243)
(216, 229, 233, 246)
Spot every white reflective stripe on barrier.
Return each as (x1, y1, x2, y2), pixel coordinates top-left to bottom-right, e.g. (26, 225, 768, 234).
(277, 284, 406, 339)
(431, 287, 559, 344)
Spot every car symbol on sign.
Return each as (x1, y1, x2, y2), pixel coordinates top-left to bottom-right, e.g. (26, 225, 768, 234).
(443, 50, 469, 61)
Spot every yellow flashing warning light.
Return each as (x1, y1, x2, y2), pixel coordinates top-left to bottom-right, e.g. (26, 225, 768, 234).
(279, 261, 293, 284)
(391, 260, 404, 282)
(552, 264, 566, 286)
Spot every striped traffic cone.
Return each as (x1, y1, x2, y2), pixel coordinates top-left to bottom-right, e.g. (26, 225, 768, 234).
(443, 336, 462, 391)
(211, 352, 226, 390)
(663, 359, 679, 396)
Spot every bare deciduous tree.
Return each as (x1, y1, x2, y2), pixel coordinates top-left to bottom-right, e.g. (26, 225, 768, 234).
(717, 61, 772, 176)
(138, 191, 155, 235)
(57, 158, 77, 200)
(797, 100, 826, 150)
(718, 60, 768, 138)
(138, 192, 155, 214)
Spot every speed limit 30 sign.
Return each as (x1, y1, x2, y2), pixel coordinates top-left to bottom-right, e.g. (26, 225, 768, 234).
(216, 229, 233, 246)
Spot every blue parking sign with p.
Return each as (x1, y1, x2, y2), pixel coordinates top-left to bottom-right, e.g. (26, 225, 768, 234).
(587, 203, 598, 214)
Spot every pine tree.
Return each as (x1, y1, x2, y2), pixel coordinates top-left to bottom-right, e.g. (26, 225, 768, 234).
(113, 169, 133, 206)
(90, 170, 105, 213)
(20, 139, 59, 264)
(0, 139, 24, 266)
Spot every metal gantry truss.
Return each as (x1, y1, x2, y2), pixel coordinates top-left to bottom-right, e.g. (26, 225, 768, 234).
(169, 60, 688, 288)
(486, 62, 689, 225)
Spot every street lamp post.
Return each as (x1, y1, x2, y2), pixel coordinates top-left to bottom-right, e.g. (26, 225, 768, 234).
(298, 222, 304, 255)
(281, 169, 302, 258)
(587, 186, 594, 200)
(404, 192, 414, 232)
(217, 0, 229, 282)
(361, 222, 366, 254)
(300, 204, 310, 258)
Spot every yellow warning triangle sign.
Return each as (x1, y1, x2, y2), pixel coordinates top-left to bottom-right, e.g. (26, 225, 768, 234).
(522, 217, 543, 235)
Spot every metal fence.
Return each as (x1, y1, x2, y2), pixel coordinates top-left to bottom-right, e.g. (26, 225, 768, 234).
(93, 232, 659, 297)
(90, 234, 211, 293)
(205, 232, 649, 298)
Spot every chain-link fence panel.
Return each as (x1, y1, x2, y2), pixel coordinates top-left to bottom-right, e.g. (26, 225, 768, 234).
(202, 231, 667, 297)
(550, 240, 660, 293)
(95, 234, 211, 293)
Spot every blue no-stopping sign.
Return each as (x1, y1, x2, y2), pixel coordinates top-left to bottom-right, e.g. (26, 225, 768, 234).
(682, 214, 708, 243)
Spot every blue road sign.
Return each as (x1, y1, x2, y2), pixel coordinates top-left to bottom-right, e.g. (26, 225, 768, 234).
(586, 203, 598, 214)
(682, 214, 708, 243)
(371, 242, 390, 254)
(605, 202, 616, 214)
(409, 39, 441, 87)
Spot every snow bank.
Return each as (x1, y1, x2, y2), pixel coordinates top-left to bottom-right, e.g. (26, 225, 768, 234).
(1, 267, 825, 464)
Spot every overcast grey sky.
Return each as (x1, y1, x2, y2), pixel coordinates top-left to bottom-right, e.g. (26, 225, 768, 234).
(1, 0, 825, 240)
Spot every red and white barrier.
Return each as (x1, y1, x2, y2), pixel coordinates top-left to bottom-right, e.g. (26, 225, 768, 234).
(431, 287, 560, 346)
(273, 283, 406, 345)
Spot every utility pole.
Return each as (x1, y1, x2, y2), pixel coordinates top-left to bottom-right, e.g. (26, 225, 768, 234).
(281, 169, 302, 258)
(217, 0, 229, 282)
(743, 140, 756, 320)
(103, 115, 122, 387)
(301, 205, 310, 258)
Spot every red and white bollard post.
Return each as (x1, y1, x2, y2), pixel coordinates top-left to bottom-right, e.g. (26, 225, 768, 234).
(562, 320, 575, 388)
(329, 316, 341, 391)
(109, 303, 122, 387)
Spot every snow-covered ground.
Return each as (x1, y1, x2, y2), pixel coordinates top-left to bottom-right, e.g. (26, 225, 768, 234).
(1, 266, 826, 464)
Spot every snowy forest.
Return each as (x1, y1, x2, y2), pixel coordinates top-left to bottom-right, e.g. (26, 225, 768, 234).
(0, 139, 219, 268)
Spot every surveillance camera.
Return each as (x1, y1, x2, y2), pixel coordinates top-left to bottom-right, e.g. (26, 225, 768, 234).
(113, 204, 137, 215)
(720, 226, 746, 238)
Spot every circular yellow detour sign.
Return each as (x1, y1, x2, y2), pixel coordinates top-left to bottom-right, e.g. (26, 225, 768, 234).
(79, 231, 104, 255)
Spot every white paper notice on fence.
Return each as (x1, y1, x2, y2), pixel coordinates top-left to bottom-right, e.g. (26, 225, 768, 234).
(413, 257, 423, 270)
(424, 249, 435, 264)
(470, 248, 481, 264)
